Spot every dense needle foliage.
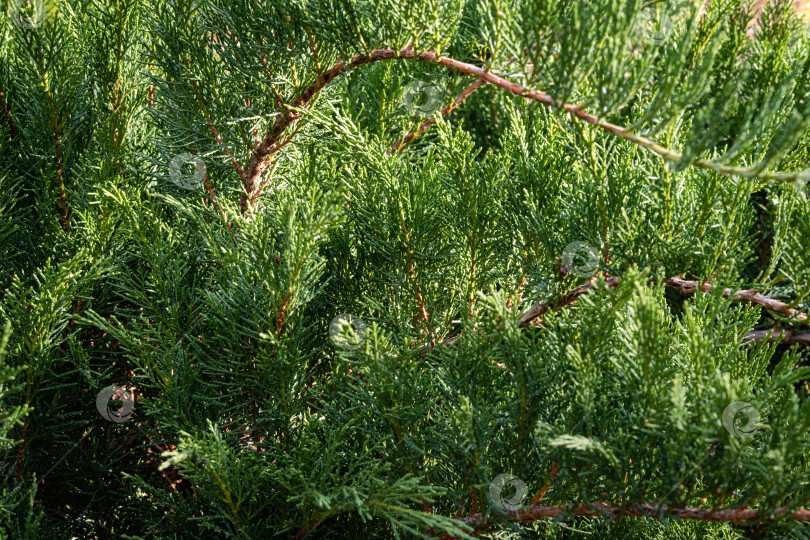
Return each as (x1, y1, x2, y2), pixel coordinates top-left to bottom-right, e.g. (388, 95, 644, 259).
(1, 0, 810, 537)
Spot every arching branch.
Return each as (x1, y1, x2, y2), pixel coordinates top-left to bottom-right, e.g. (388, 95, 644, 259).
(520, 275, 809, 327)
(243, 46, 809, 213)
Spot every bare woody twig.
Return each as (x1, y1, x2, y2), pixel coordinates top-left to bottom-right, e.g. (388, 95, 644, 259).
(246, 47, 808, 216)
(744, 328, 810, 346)
(202, 174, 230, 230)
(520, 276, 619, 326)
(454, 502, 810, 528)
(666, 276, 809, 325)
(520, 275, 809, 328)
(529, 462, 558, 506)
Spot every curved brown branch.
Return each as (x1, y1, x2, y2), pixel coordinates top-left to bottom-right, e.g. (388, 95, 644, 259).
(389, 77, 487, 153)
(520, 276, 619, 326)
(202, 174, 230, 231)
(529, 462, 558, 505)
(745, 328, 810, 346)
(666, 276, 809, 325)
(241, 51, 399, 212)
(244, 47, 808, 215)
(455, 502, 810, 528)
(520, 275, 809, 328)
(248, 158, 280, 208)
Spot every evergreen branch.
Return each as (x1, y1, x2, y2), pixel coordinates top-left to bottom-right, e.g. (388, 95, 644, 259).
(520, 275, 809, 327)
(205, 118, 246, 179)
(185, 58, 246, 179)
(389, 78, 487, 153)
(520, 276, 619, 327)
(245, 46, 809, 213)
(202, 173, 230, 231)
(448, 502, 810, 530)
(53, 126, 69, 233)
(241, 52, 387, 212)
(248, 158, 280, 209)
(0, 92, 19, 142)
(401, 218, 434, 345)
(407, 50, 809, 184)
(666, 276, 810, 325)
(26, 31, 70, 232)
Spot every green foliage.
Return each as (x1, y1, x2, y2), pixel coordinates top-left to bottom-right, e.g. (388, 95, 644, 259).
(1, 0, 809, 538)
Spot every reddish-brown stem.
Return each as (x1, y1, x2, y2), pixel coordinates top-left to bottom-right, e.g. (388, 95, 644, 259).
(745, 328, 810, 346)
(248, 158, 280, 208)
(520, 276, 809, 327)
(529, 462, 558, 505)
(204, 119, 245, 179)
(276, 292, 291, 338)
(520, 277, 619, 326)
(244, 46, 804, 216)
(455, 502, 810, 527)
(54, 128, 69, 232)
(202, 174, 230, 230)
(389, 77, 487, 153)
(666, 276, 809, 324)
(241, 52, 389, 212)
(402, 222, 434, 346)
(247, 119, 307, 211)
